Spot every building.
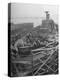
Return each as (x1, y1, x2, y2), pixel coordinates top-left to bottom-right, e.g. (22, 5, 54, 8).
(41, 11, 56, 33)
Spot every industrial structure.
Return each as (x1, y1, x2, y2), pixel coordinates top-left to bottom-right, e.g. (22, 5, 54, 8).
(10, 11, 58, 77)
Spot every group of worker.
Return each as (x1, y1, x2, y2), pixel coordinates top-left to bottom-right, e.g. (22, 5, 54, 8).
(11, 32, 49, 56)
(24, 32, 48, 48)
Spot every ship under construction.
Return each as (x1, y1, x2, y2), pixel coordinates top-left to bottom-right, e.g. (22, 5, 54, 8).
(10, 11, 59, 77)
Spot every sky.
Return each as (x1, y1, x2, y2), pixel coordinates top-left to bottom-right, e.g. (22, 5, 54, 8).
(11, 3, 59, 27)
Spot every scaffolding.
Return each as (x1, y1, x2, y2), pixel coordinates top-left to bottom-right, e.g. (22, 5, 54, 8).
(11, 42, 58, 76)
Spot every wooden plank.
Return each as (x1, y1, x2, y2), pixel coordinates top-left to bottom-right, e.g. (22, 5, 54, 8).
(32, 45, 58, 52)
(12, 60, 32, 64)
(33, 49, 55, 75)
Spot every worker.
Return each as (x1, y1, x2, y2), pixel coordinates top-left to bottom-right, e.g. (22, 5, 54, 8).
(14, 39, 24, 51)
